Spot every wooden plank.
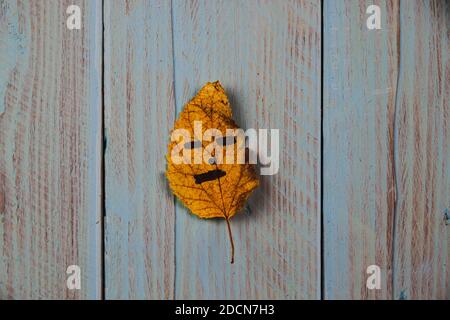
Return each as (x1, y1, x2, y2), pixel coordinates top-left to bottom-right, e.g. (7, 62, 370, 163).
(393, 0, 449, 300)
(103, 0, 176, 299)
(324, 0, 449, 300)
(323, 0, 400, 299)
(0, 0, 102, 299)
(172, 0, 321, 299)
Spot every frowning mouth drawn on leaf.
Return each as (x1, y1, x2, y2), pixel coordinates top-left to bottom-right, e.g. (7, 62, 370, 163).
(166, 81, 259, 264)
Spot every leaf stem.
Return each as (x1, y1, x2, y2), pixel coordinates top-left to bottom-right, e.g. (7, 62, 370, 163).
(225, 218, 235, 264)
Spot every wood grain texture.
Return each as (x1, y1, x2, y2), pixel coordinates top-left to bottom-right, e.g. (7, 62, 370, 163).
(103, 0, 176, 299)
(323, 0, 400, 300)
(172, 0, 321, 299)
(324, 0, 449, 299)
(393, 0, 449, 300)
(0, 0, 102, 299)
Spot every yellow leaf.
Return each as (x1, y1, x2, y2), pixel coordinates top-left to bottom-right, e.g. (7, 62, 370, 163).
(166, 81, 259, 263)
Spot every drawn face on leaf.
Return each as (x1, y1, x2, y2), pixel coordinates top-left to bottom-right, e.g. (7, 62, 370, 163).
(166, 82, 259, 221)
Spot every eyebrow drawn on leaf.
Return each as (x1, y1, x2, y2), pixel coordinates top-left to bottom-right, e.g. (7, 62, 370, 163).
(216, 136, 237, 146)
(184, 140, 202, 149)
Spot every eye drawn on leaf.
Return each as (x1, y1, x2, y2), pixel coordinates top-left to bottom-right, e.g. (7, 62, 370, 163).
(166, 81, 259, 263)
(184, 140, 202, 149)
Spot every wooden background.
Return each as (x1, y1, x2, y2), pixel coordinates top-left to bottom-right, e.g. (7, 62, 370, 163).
(323, 0, 449, 300)
(0, 0, 102, 299)
(0, 0, 448, 299)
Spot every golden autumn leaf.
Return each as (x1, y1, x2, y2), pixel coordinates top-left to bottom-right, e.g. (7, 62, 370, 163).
(166, 81, 259, 263)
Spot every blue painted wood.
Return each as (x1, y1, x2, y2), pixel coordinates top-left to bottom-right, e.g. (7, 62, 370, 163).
(0, 0, 102, 299)
(392, 0, 449, 300)
(104, 0, 176, 299)
(172, 0, 321, 299)
(1, 0, 446, 301)
(104, 0, 321, 300)
(324, 0, 449, 299)
(323, 0, 400, 299)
